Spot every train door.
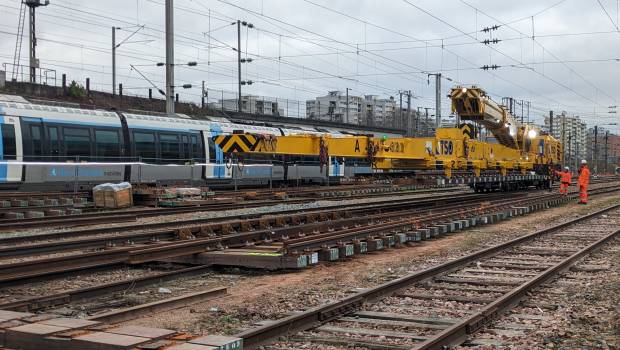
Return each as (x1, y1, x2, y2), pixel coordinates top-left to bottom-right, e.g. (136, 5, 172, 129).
(0, 114, 23, 183)
(330, 156, 345, 177)
(118, 113, 132, 182)
(206, 124, 231, 179)
(21, 117, 44, 161)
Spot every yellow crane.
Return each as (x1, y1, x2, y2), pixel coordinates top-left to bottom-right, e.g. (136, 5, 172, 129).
(212, 85, 561, 180)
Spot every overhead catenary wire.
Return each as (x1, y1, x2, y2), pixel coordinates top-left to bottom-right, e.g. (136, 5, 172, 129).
(459, 0, 617, 104)
(403, 0, 612, 109)
(2, 0, 616, 126)
(596, 0, 620, 31)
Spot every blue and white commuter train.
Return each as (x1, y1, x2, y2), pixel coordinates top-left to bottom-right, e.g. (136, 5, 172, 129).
(0, 95, 390, 190)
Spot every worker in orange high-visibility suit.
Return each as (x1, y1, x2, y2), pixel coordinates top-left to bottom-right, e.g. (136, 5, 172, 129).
(554, 166, 571, 195)
(578, 159, 590, 204)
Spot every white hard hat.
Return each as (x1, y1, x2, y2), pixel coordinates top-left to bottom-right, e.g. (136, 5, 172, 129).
(581, 159, 587, 165)
(564, 166, 569, 171)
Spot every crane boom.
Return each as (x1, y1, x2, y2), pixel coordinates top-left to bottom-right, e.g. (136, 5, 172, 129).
(450, 86, 521, 149)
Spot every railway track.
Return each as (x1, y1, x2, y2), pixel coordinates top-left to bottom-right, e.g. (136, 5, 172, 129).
(2, 177, 617, 229)
(460, 238, 619, 348)
(237, 203, 620, 350)
(3, 183, 617, 252)
(0, 186, 465, 230)
(0, 188, 572, 260)
(0, 190, 503, 249)
(0, 192, 534, 282)
(1, 185, 617, 287)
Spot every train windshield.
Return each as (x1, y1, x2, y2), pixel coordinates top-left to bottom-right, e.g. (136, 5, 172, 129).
(0, 124, 16, 160)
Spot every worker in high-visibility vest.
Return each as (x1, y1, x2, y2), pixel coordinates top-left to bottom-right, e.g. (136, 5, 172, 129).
(554, 166, 571, 196)
(578, 159, 591, 204)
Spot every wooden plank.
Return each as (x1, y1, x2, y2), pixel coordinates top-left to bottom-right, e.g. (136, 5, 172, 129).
(495, 255, 563, 262)
(514, 249, 575, 256)
(422, 283, 510, 294)
(316, 325, 428, 340)
(396, 293, 495, 304)
(435, 276, 523, 286)
(495, 322, 537, 331)
(353, 311, 458, 326)
(487, 328, 526, 337)
(520, 302, 558, 310)
(460, 268, 539, 276)
(445, 273, 529, 282)
(517, 246, 579, 253)
(87, 287, 226, 324)
(338, 317, 447, 330)
(291, 335, 410, 350)
(465, 338, 504, 346)
(508, 313, 551, 321)
(570, 264, 611, 272)
(478, 262, 549, 270)
(485, 258, 554, 266)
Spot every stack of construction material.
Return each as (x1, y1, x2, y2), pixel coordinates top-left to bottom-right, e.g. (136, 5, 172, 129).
(93, 182, 133, 209)
(158, 187, 212, 206)
(132, 186, 216, 206)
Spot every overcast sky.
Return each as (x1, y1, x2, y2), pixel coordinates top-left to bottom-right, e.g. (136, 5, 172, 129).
(1, 0, 619, 132)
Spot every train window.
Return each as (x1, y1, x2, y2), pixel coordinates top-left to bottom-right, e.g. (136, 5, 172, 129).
(133, 132, 156, 162)
(208, 138, 216, 163)
(48, 127, 60, 160)
(191, 134, 199, 159)
(0, 124, 16, 160)
(30, 125, 43, 159)
(182, 135, 190, 161)
(95, 130, 120, 160)
(160, 133, 180, 162)
(63, 127, 91, 160)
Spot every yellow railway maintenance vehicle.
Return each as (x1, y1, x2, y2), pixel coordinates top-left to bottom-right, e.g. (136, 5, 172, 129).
(214, 86, 562, 192)
(450, 86, 563, 175)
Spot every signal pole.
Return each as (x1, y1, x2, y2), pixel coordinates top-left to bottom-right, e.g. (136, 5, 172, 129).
(435, 74, 441, 128)
(548, 111, 553, 135)
(201, 80, 206, 108)
(237, 20, 242, 112)
(424, 107, 432, 136)
(604, 130, 609, 173)
(112, 27, 117, 95)
(25, 0, 49, 84)
(416, 107, 421, 136)
(594, 125, 598, 173)
(165, 0, 175, 115)
(345, 88, 350, 124)
(407, 90, 412, 136)
(399, 91, 403, 130)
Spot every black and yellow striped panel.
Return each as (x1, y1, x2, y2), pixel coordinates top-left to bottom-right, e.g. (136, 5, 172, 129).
(461, 124, 475, 139)
(212, 134, 259, 153)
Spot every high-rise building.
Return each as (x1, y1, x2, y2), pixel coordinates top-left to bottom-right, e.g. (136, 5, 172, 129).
(306, 91, 389, 125)
(211, 95, 283, 116)
(544, 112, 587, 169)
(362, 95, 397, 126)
(587, 127, 620, 173)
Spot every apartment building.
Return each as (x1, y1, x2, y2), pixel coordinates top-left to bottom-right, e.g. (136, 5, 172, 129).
(544, 112, 587, 168)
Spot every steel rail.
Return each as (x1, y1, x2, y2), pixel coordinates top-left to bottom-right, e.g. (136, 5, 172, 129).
(416, 226, 620, 349)
(1, 187, 617, 286)
(0, 187, 466, 229)
(0, 192, 528, 259)
(0, 265, 212, 312)
(0, 192, 556, 285)
(235, 203, 620, 349)
(0, 191, 500, 245)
